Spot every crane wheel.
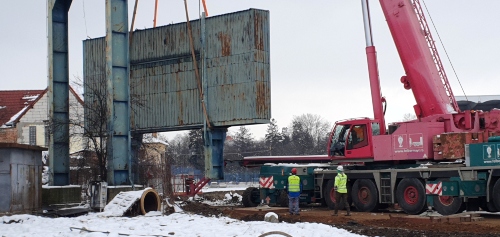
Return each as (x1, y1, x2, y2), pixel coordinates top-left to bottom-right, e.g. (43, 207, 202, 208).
(480, 199, 498, 212)
(324, 180, 344, 210)
(242, 187, 260, 207)
(432, 178, 465, 215)
(433, 195, 464, 215)
(352, 179, 379, 212)
(277, 190, 289, 207)
(492, 179, 500, 211)
(396, 178, 427, 215)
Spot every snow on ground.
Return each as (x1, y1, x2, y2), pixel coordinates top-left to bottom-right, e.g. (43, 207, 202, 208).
(1, 184, 365, 236)
(0, 212, 365, 237)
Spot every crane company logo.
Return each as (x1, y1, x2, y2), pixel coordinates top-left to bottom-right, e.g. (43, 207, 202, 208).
(394, 133, 424, 153)
(409, 133, 424, 148)
(394, 134, 407, 149)
(482, 145, 500, 163)
(487, 146, 492, 158)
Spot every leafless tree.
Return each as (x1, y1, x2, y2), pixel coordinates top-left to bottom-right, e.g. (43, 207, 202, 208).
(50, 73, 147, 185)
(402, 113, 417, 122)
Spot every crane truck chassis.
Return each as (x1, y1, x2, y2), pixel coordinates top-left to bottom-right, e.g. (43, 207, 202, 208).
(243, 138, 500, 215)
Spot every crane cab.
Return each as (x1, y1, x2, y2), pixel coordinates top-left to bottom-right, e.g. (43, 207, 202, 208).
(327, 118, 380, 160)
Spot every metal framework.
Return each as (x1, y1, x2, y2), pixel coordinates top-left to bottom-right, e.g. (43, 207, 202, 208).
(198, 12, 227, 180)
(411, 0, 459, 112)
(106, 0, 131, 185)
(48, 0, 72, 185)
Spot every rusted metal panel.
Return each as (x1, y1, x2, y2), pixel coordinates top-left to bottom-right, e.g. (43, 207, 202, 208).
(435, 133, 486, 160)
(84, 9, 270, 133)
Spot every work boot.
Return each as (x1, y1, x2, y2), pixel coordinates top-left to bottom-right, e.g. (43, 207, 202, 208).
(345, 213, 351, 216)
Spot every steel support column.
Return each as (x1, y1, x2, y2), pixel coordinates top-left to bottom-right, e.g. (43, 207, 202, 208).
(106, 0, 131, 185)
(201, 12, 227, 180)
(48, 0, 72, 186)
(204, 128, 227, 180)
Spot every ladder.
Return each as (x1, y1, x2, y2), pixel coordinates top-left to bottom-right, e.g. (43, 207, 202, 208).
(380, 174, 392, 203)
(411, 0, 459, 112)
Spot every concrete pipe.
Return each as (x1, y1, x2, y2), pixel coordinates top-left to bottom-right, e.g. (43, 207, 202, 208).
(140, 188, 161, 215)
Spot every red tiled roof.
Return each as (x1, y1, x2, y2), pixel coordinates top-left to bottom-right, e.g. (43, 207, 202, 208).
(0, 89, 46, 126)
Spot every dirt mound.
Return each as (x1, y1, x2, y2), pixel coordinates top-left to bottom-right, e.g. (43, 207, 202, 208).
(179, 202, 500, 237)
(181, 202, 222, 216)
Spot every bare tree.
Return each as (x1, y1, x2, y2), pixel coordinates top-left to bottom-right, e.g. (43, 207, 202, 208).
(402, 113, 417, 122)
(64, 73, 145, 183)
(291, 114, 331, 154)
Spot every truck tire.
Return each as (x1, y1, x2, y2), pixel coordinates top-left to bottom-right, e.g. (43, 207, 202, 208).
(278, 190, 289, 207)
(352, 179, 378, 212)
(432, 178, 465, 215)
(433, 195, 465, 215)
(396, 178, 427, 215)
(324, 180, 344, 210)
(480, 199, 498, 212)
(492, 179, 500, 211)
(242, 187, 260, 207)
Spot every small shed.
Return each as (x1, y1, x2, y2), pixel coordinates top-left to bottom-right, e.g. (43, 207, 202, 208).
(0, 143, 45, 214)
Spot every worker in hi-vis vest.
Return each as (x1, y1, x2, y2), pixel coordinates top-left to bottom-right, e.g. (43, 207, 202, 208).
(288, 168, 301, 215)
(333, 165, 351, 216)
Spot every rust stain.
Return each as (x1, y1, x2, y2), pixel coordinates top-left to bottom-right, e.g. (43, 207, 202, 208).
(254, 12, 264, 51)
(255, 80, 269, 117)
(175, 68, 184, 125)
(438, 132, 486, 160)
(217, 32, 232, 56)
(163, 34, 170, 45)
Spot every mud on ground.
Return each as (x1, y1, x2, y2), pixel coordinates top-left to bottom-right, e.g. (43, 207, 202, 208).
(181, 201, 500, 237)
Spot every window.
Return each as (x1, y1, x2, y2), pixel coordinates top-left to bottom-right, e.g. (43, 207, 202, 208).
(371, 122, 380, 136)
(45, 125, 50, 147)
(29, 126, 36, 146)
(347, 124, 368, 149)
(329, 124, 350, 156)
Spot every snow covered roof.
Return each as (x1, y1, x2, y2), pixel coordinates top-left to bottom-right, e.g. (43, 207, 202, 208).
(142, 133, 169, 145)
(0, 86, 84, 127)
(0, 89, 45, 126)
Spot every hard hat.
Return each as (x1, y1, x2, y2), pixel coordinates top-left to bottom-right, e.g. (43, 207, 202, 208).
(337, 165, 344, 172)
(291, 168, 297, 174)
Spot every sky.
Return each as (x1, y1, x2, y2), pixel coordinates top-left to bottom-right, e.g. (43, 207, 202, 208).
(1, 0, 499, 140)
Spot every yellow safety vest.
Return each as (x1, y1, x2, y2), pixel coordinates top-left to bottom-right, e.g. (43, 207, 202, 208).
(335, 173, 348, 193)
(288, 175, 300, 192)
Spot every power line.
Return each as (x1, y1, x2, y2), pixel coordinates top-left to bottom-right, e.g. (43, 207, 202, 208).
(82, 0, 90, 39)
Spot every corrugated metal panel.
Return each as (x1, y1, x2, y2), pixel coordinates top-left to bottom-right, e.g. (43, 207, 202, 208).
(84, 9, 270, 133)
(0, 144, 43, 214)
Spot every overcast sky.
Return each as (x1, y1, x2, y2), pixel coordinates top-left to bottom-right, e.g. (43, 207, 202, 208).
(1, 0, 499, 140)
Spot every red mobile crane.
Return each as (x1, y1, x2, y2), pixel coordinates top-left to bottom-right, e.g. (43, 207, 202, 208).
(243, 0, 500, 215)
(328, 0, 500, 163)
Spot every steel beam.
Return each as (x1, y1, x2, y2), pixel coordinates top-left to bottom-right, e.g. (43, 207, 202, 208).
(106, 0, 131, 185)
(201, 12, 227, 180)
(204, 128, 227, 180)
(47, 0, 72, 186)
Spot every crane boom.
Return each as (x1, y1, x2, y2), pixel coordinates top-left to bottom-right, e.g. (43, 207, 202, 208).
(379, 0, 456, 118)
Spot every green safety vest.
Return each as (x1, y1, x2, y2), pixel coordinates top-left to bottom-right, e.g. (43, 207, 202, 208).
(335, 173, 348, 193)
(288, 175, 300, 192)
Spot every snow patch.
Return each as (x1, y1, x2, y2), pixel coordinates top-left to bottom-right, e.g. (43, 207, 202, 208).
(101, 188, 151, 217)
